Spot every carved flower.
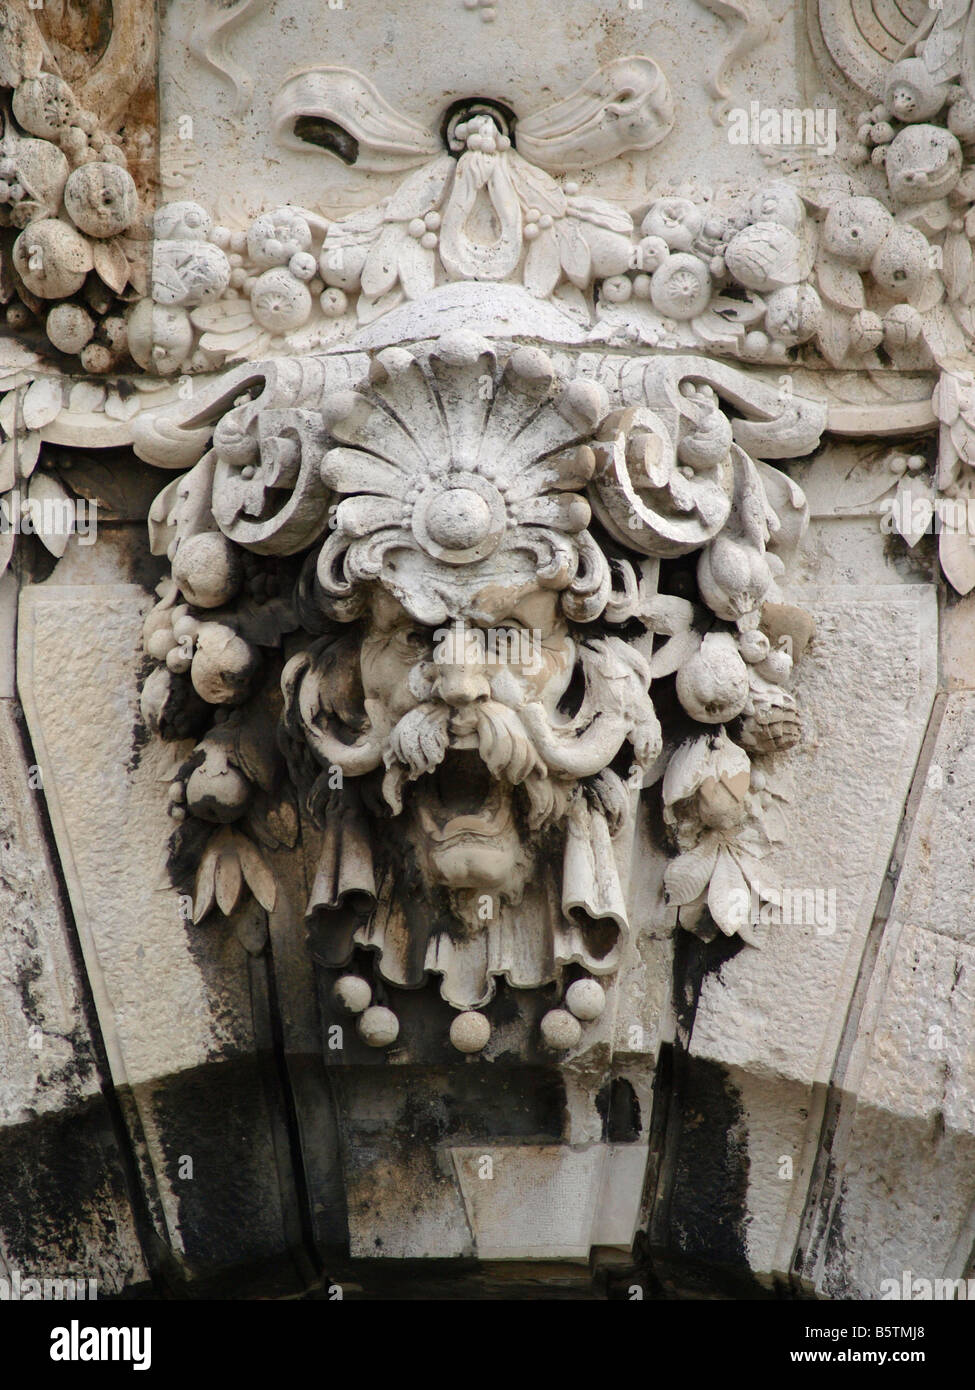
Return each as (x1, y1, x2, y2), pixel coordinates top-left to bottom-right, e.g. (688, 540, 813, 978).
(189, 825, 276, 923)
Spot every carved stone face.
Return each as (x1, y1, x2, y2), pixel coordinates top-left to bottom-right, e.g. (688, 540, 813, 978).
(139, 330, 820, 1014)
(360, 588, 575, 897)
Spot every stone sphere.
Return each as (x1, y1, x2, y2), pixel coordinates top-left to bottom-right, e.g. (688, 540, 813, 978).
(244, 208, 310, 265)
(12, 75, 77, 140)
(870, 224, 930, 300)
(724, 223, 801, 291)
(80, 343, 114, 374)
(426, 489, 491, 550)
(764, 284, 823, 345)
(9, 137, 69, 213)
(13, 220, 93, 298)
(152, 241, 230, 307)
(885, 126, 962, 206)
(334, 975, 372, 1014)
(601, 274, 632, 303)
(636, 235, 669, 272)
(509, 346, 555, 388)
(948, 99, 975, 143)
(565, 979, 606, 1022)
(247, 209, 312, 267)
(64, 163, 138, 238)
(154, 201, 212, 241)
(319, 287, 348, 318)
(146, 626, 176, 661)
(738, 629, 770, 664)
(849, 309, 884, 354)
(822, 197, 892, 269)
(46, 302, 95, 354)
(650, 253, 712, 320)
(883, 303, 923, 348)
(884, 59, 949, 125)
(190, 624, 259, 705)
(676, 631, 750, 724)
(748, 182, 805, 234)
(250, 268, 312, 332)
(126, 300, 193, 375)
(540, 1008, 583, 1052)
(357, 1006, 400, 1048)
(449, 1011, 491, 1053)
(641, 198, 704, 251)
(172, 532, 243, 609)
(289, 251, 317, 281)
(185, 762, 251, 822)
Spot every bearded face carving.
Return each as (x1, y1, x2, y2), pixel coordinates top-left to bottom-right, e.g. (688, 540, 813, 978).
(136, 314, 824, 1051)
(270, 338, 662, 1012)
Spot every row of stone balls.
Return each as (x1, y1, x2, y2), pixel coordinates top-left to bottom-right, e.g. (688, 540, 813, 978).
(333, 974, 607, 1053)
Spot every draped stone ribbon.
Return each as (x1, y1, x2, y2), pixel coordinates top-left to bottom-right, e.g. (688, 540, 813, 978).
(305, 795, 629, 1011)
(272, 57, 673, 174)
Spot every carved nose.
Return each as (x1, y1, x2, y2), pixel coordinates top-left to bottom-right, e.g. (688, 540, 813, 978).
(438, 665, 490, 706)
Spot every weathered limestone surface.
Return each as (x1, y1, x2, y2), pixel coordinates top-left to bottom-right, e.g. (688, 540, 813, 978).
(3, 0, 975, 1299)
(0, 700, 147, 1293)
(17, 577, 308, 1287)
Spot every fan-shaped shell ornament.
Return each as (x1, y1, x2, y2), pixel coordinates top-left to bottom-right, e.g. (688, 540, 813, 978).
(309, 336, 613, 623)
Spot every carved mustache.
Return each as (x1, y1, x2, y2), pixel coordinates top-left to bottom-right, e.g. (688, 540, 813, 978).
(381, 699, 577, 831)
(285, 636, 659, 822)
(384, 699, 543, 799)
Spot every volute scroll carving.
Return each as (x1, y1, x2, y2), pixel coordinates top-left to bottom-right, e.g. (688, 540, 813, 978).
(134, 324, 821, 1052)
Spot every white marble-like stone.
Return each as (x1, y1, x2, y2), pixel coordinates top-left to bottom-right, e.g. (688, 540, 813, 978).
(807, 699, 975, 1296)
(452, 1144, 647, 1260)
(0, 702, 99, 1123)
(157, 0, 807, 220)
(689, 584, 938, 1283)
(878, 696, 975, 951)
(692, 585, 938, 1087)
(17, 583, 251, 1086)
(0, 570, 15, 699)
(0, 699, 149, 1291)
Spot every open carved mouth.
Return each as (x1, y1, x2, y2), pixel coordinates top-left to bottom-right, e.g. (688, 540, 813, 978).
(413, 750, 512, 842)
